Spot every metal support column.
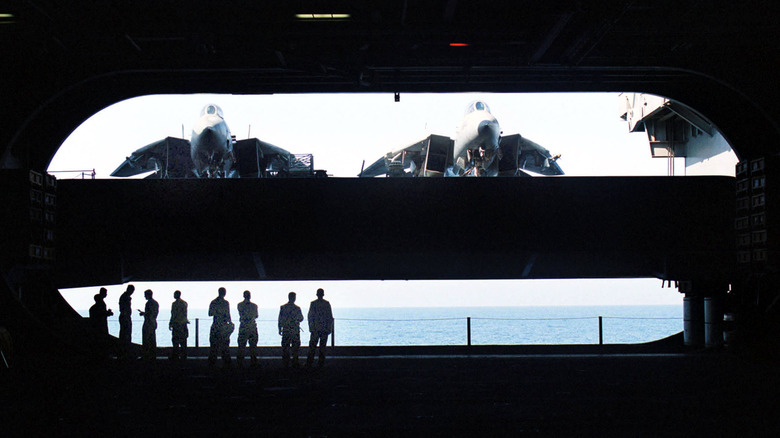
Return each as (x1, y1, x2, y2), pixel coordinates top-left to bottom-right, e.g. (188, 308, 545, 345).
(705, 296, 724, 348)
(467, 317, 471, 346)
(599, 316, 603, 345)
(684, 296, 704, 347)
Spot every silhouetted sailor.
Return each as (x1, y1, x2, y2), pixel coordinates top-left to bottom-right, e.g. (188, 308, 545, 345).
(88, 287, 113, 335)
(208, 287, 233, 366)
(306, 288, 334, 368)
(88, 289, 114, 359)
(278, 292, 303, 368)
(237, 290, 259, 367)
(118, 284, 135, 358)
(138, 289, 159, 360)
(169, 290, 189, 360)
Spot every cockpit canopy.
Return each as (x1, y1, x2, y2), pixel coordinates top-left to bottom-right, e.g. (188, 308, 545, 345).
(201, 104, 224, 118)
(465, 100, 491, 115)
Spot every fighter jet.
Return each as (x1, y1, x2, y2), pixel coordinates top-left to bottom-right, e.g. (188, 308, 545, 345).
(111, 104, 322, 178)
(189, 104, 235, 178)
(360, 100, 563, 177)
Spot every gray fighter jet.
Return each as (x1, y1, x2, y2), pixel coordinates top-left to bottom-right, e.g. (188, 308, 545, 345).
(189, 104, 235, 177)
(111, 104, 320, 179)
(360, 101, 563, 177)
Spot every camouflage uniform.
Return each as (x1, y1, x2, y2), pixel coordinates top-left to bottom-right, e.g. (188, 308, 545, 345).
(278, 302, 303, 367)
(237, 299, 259, 366)
(208, 296, 232, 365)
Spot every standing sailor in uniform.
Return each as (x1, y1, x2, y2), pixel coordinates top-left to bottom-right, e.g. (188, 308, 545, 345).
(278, 292, 303, 368)
(237, 290, 259, 367)
(208, 287, 233, 366)
(118, 284, 135, 359)
(89, 287, 113, 335)
(306, 288, 334, 368)
(169, 290, 189, 361)
(138, 289, 159, 360)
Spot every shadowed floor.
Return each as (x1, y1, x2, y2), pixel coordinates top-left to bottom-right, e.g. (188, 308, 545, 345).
(2, 347, 779, 437)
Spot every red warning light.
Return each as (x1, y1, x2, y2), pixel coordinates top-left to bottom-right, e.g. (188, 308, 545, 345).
(449, 43, 469, 47)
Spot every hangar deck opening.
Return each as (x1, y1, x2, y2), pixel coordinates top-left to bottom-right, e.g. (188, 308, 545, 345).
(49, 92, 737, 179)
(41, 92, 738, 348)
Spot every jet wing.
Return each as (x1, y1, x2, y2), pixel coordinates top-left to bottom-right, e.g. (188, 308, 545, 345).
(111, 137, 192, 178)
(498, 134, 564, 176)
(234, 139, 293, 177)
(360, 134, 453, 177)
(113, 137, 302, 179)
(362, 134, 562, 177)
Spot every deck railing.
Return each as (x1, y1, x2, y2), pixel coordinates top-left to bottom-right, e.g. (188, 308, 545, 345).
(104, 315, 680, 348)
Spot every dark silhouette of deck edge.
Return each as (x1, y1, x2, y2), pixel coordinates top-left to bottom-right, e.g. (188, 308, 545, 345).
(145, 331, 688, 359)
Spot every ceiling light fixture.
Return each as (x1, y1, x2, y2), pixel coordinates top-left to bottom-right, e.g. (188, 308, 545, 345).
(295, 13, 351, 20)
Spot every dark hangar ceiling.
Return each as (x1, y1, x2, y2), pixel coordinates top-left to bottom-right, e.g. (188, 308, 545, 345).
(1, 0, 779, 169)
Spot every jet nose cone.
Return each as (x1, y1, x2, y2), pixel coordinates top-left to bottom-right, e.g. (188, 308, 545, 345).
(199, 126, 217, 141)
(478, 119, 498, 132)
(478, 120, 500, 146)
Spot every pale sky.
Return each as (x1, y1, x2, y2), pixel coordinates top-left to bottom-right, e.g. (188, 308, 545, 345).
(51, 92, 693, 310)
(50, 92, 676, 178)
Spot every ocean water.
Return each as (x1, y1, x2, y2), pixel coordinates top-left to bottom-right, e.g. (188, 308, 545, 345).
(77, 305, 681, 347)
